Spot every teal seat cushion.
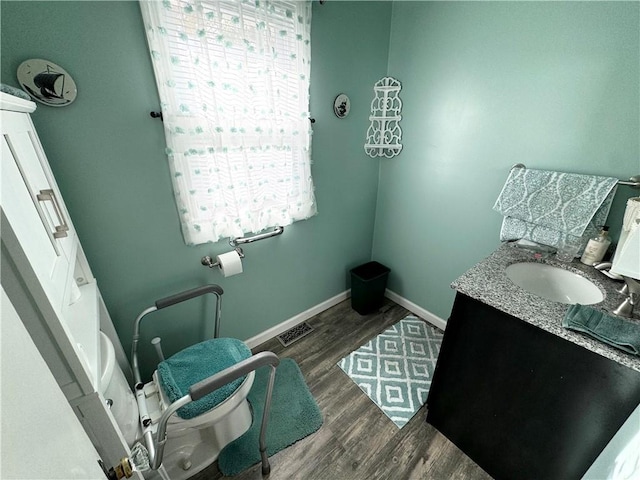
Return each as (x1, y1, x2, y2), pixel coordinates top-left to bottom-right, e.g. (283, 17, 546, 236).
(157, 338, 252, 420)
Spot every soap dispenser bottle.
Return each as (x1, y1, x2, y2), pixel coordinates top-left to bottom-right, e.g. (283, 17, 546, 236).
(580, 226, 611, 265)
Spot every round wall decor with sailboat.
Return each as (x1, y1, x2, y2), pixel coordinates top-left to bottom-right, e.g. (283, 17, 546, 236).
(17, 59, 77, 107)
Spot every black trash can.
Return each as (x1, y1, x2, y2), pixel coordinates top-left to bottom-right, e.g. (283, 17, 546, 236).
(350, 261, 391, 315)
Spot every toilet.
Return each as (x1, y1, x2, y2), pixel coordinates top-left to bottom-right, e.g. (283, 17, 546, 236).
(99, 331, 255, 480)
(100, 331, 141, 447)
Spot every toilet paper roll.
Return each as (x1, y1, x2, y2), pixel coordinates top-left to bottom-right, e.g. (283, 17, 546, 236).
(216, 250, 243, 277)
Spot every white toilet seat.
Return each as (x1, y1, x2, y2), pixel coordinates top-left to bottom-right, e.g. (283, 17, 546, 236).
(144, 369, 255, 432)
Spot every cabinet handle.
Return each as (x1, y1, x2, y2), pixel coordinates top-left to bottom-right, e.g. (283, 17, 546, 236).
(36, 189, 69, 238)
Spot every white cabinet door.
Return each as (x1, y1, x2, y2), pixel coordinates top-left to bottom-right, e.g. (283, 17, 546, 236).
(1, 287, 107, 480)
(1, 99, 138, 476)
(1, 110, 76, 315)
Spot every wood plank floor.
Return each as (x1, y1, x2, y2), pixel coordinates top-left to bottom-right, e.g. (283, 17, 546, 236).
(190, 298, 493, 480)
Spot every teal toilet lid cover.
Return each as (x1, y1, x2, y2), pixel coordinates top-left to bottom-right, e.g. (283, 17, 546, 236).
(157, 338, 252, 419)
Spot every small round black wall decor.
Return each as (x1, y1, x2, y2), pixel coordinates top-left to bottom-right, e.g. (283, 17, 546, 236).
(17, 59, 77, 107)
(333, 93, 350, 118)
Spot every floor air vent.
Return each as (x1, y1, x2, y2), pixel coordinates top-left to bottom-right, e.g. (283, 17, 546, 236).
(277, 322, 314, 347)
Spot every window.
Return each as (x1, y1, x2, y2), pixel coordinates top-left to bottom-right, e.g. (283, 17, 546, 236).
(140, 0, 316, 245)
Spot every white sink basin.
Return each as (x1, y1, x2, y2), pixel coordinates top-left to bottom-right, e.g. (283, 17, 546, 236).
(505, 262, 604, 305)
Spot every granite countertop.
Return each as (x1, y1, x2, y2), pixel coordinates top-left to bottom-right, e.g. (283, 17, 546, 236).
(451, 242, 640, 373)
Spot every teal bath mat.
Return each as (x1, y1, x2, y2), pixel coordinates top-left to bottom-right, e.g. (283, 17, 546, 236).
(338, 315, 443, 428)
(218, 358, 322, 476)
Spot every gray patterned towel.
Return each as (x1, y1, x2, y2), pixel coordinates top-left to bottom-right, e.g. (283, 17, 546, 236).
(1, 83, 31, 101)
(493, 168, 618, 249)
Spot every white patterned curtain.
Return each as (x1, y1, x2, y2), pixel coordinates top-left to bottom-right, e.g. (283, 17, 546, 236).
(140, 0, 316, 245)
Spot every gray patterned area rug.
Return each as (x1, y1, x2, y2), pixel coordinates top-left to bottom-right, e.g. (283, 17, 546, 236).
(337, 315, 443, 428)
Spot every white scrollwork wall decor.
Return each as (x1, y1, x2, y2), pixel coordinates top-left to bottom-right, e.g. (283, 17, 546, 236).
(364, 77, 402, 158)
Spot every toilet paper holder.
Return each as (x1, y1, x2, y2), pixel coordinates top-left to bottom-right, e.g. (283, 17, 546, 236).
(201, 226, 284, 269)
(201, 247, 245, 269)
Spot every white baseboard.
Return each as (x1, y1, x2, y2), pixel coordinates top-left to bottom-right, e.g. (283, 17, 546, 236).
(243, 288, 447, 349)
(243, 290, 351, 349)
(384, 289, 448, 331)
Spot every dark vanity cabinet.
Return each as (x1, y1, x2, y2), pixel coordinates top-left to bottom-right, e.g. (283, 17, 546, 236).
(426, 293, 640, 480)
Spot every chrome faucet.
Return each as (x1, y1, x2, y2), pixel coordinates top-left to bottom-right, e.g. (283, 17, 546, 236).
(592, 262, 625, 281)
(613, 276, 640, 318)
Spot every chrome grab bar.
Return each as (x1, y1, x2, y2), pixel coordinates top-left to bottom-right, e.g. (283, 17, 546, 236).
(229, 226, 284, 246)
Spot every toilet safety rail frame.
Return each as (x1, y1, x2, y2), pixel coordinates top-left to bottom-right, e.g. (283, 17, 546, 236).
(130, 284, 281, 476)
(147, 352, 280, 475)
(131, 285, 224, 382)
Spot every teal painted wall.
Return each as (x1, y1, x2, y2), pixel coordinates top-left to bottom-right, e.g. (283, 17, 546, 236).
(1, 1, 392, 378)
(373, 1, 640, 320)
(3, 0, 638, 378)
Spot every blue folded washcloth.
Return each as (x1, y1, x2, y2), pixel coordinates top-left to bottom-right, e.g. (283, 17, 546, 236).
(158, 337, 252, 419)
(563, 304, 640, 356)
(494, 168, 618, 249)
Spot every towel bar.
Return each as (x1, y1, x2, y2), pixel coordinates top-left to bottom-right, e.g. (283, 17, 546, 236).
(510, 164, 640, 188)
(619, 176, 640, 188)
